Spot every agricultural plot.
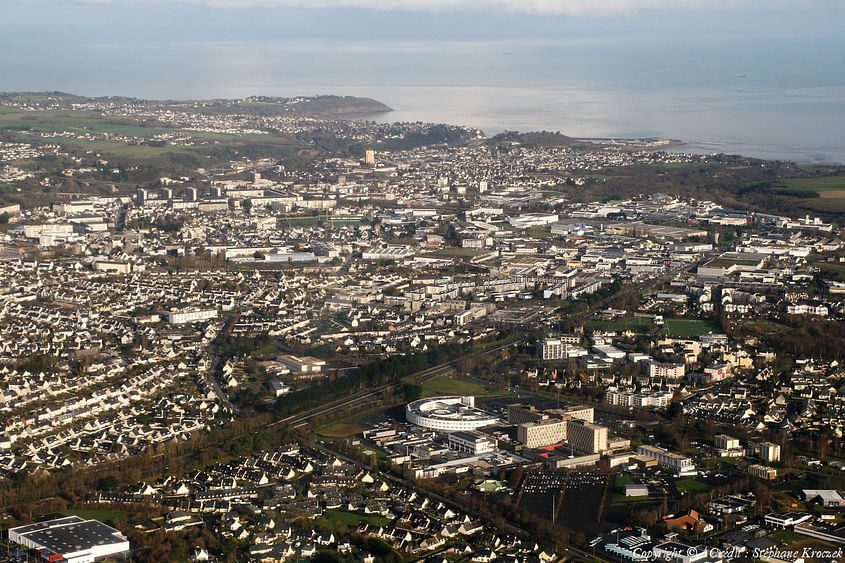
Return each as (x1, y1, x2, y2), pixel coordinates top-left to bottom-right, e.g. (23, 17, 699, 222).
(772, 176, 845, 213)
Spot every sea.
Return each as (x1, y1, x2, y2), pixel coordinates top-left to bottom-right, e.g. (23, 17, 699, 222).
(3, 27, 845, 164)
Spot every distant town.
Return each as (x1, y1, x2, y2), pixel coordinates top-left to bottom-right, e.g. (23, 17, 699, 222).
(0, 92, 843, 562)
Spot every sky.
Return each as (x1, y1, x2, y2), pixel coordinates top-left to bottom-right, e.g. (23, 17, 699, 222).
(3, 0, 845, 162)
(3, 0, 843, 43)
(3, 0, 843, 97)
(1, 0, 808, 12)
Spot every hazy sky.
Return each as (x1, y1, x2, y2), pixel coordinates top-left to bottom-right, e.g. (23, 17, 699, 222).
(3, 0, 843, 96)
(3, 0, 843, 43)
(4, 0, 845, 163)
(0, 0, 841, 96)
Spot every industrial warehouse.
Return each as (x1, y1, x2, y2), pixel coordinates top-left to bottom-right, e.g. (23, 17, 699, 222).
(8, 516, 130, 563)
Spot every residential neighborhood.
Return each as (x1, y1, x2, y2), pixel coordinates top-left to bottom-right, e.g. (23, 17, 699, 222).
(0, 93, 843, 562)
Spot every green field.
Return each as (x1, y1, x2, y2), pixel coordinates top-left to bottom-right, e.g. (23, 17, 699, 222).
(611, 493, 654, 504)
(770, 177, 845, 213)
(588, 314, 653, 333)
(283, 217, 321, 226)
(64, 139, 188, 158)
(614, 474, 634, 490)
(648, 162, 693, 169)
(359, 447, 388, 460)
(675, 479, 712, 493)
(474, 480, 506, 493)
(501, 224, 556, 239)
(0, 109, 158, 133)
(421, 375, 485, 397)
(776, 176, 845, 192)
(665, 318, 719, 337)
(799, 199, 845, 212)
(0, 108, 306, 161)
(331, 219, 366, 226)
(735, 318, 790, 335)
(325, 509, 389, 528)
(610, 475, 651, 503)
(524, 226, 556, 239)
(61, 508, 130, 524)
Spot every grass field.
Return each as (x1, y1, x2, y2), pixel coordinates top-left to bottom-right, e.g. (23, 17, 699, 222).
(611, 493, 654, 504)
(799, 198, 845, 212)
(64, 139, 188, 158)
(61, 508, 130, 523)
(421, 376, 485, 397)
(324, 509, 389, 529)
(665, 318, 719, 337)
(588, 314, 653, 333)
(501, 224, 556, 239)
(776, 177, 845, 192)
(331, 219, 366, 226)
(524, 226, 556, 239)
(648, 162, 693, 169)
(0, 109, 151, 132)
(0, 108, 306, 161)
(771, 177, 845, 213)
(614, 474, 634, 490)
(317, 422, 364, 438)
(359, 447, 388, 460)
(675, 479, 712, 493)
(735, 318, 790, 335)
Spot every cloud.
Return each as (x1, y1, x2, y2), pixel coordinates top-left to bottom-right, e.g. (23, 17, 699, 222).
(55, 0, 795, 16)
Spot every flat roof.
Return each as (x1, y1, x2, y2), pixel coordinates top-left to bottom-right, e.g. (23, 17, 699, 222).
(12, 518, 128, 556)
(638, 444, 687, 460)
(407, 397, 498, 423)
(10, 515, 85, 537)
(450, 431, 490, 441)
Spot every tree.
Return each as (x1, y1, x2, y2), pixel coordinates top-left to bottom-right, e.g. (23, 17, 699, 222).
(402, 383, 422, 402)
(96, 475, 120, 491)
(666, 401, 683, 420)
(314, 552, 340, 563)
(507, 466, 524, 489)
(445, 224, 462, 246)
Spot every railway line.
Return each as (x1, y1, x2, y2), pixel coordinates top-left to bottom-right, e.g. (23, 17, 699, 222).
(269, 340, 516, 429)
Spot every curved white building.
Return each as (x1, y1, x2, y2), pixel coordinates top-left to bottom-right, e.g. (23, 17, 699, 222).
(406, 396, 499, 432)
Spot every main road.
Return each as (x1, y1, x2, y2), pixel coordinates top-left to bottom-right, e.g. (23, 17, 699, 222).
(206, 312, 240, 414)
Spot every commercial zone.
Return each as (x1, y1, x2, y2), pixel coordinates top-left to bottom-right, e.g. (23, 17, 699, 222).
(9, 516, 130, 563)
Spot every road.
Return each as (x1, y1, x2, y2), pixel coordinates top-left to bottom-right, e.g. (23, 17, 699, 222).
(206, 312, 240, 413)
